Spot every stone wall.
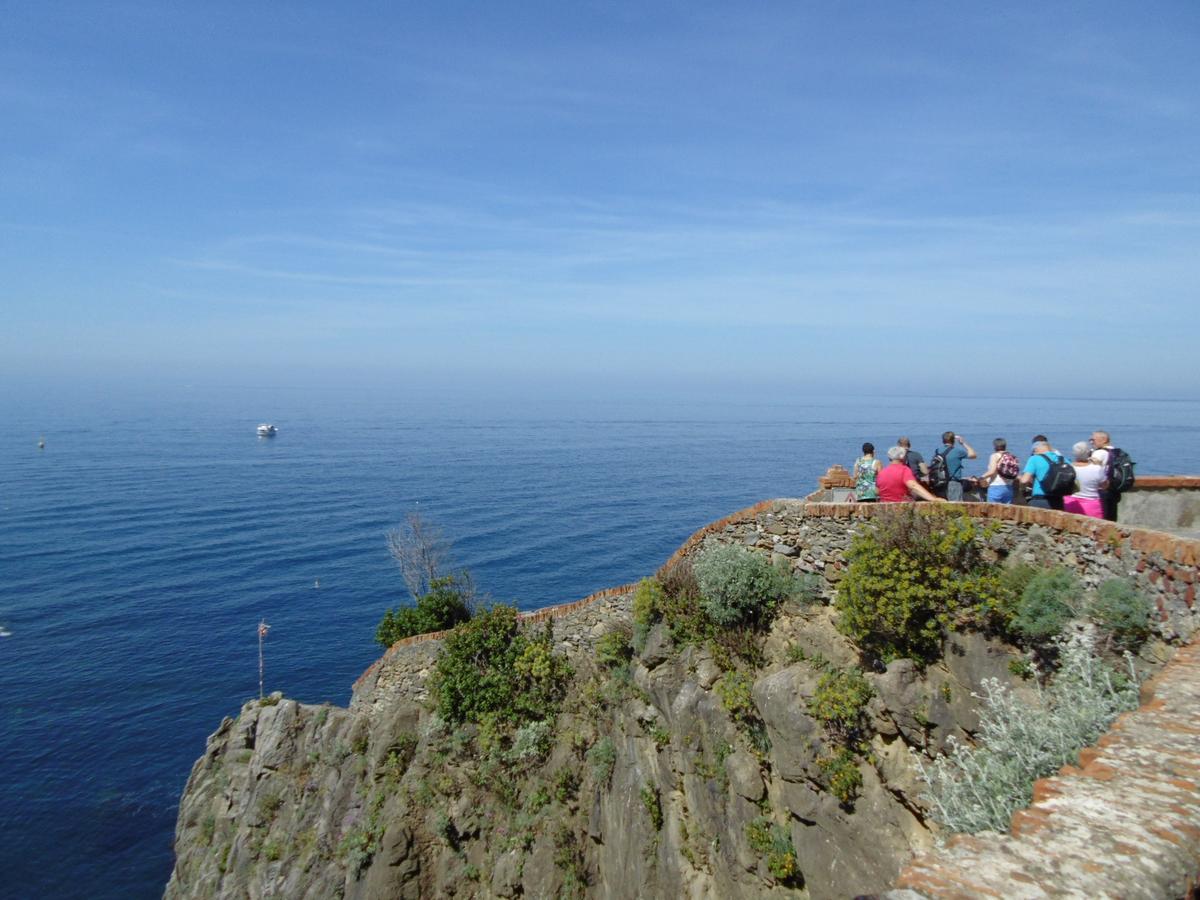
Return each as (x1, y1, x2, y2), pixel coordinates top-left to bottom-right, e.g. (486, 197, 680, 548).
(358, 496, 1200, 709)
(661, 499, 1199, 641)
(1118, 475, 1200, 537)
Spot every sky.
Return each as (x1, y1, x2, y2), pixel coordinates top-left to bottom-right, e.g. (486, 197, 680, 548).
(2, 1, 1198, 398)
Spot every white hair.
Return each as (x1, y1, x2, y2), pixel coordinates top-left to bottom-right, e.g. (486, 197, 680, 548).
(887, 446, 906, 461)
(1072, 441, 1091, 462)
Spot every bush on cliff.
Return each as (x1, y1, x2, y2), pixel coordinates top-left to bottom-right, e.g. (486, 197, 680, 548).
(1089, 578, 1154, 649)
(429, 604, 572, 729)
(919, 632, 1138, 833)
(809, 665, 873, 743)
(1008, 566, 1081, 641)
(692, 543, 803, 626)
(834, 506, 1004, 663)
(375, 574, 474, 648)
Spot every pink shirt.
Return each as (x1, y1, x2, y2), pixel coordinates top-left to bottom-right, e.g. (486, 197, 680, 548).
(877, 461, 915, 502)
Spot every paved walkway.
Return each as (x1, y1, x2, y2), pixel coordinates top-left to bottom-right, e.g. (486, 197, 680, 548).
(888, 639, 1200, 899)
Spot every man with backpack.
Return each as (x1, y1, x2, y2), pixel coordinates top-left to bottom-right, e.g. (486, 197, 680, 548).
(897, 436, 928, 484)
(1019, 441, 1075, 511)
(929, 431, 977, 501)
(1091, 430, 1135, 522)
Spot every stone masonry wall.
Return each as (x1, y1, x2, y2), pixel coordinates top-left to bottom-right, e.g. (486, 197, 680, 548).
(355, 497, 1199, 715)
(663, 499, 1199, 642)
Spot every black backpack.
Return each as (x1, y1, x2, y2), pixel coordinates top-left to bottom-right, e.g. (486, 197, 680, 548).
(1039, 452, 1077, 498)
(1105, 447, 1136, 493)
(928, 449, 950, 492)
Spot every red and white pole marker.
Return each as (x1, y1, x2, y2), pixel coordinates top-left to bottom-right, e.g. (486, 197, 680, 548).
(258, 619, 271, 699)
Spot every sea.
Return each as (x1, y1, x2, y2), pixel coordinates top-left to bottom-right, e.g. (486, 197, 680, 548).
(2, 381, 1196, 899)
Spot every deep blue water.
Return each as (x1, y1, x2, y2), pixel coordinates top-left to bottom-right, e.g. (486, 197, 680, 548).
(1, 383, 1197, 899)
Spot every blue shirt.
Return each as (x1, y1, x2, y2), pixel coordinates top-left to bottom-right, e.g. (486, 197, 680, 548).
(940, 444, 968, 480)
(1023, 452, 1063, 497)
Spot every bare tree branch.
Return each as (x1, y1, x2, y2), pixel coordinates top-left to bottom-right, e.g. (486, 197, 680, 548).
(385, 511, 449, 600)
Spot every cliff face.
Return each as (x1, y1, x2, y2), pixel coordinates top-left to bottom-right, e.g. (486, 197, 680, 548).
(166, 597, 1021, 899)
(167, 499, 1191, 899)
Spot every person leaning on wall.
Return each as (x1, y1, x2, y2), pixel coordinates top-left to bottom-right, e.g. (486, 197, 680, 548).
(1019, 441, 1067, 511)
(852, 442, 883, 502)
(933, 431, 976, 501)
(877, 447, 946, 503)
(897, 436, 928, 483)
(977, 437, 1018, 504)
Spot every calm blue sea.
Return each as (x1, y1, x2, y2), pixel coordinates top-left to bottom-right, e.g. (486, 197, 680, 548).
(1, 382, 1196, 899)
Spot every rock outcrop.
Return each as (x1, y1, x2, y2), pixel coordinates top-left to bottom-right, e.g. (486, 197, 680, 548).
(168, 601, 1023, 899)
(166, 499, 1197, 899)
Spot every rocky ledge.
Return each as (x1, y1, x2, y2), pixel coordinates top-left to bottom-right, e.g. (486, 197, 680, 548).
(165, 499, 1200, 899)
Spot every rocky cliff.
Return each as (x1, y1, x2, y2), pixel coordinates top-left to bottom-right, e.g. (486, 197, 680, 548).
(167, 606, 1026, 899)
(166, 500, 1190, 899)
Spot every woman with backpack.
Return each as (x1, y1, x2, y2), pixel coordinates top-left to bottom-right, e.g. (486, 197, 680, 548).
(852, 442, 883, 502)
(978, 437, 1020, 503)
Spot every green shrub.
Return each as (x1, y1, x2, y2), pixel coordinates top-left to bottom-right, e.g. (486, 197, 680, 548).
(376, 574, 473, 648)
(716, 670, 770, 756)
(507, 720, 553, 764)
(834, 506, 1003, 662)
(640, 783, 663, 831)
(430, 605, 572, 727)
(659, 559, 700, 606)
(998, 563, 1038, 606)
(553, 766, 581, 804)
(595, 627, 633, 668)
(745, 816, 800, 884)
(692, 544, 799, 626)
(817, 748, 862, 806)
(715, 671, 757, 726)
(809, 667, 873, 741)
(553, 824, 588, 894)
(658, 585, 715, 646)
(526, 785, 551, 813)
(1090, 578, 1154, 648)
(1011, 567, 1081, 641)
(632, 578, 665, 626)
(587, 737, 616, 785)
(920, 633, 1138, 833)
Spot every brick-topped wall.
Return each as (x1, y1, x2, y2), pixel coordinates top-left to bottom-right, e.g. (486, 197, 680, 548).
(661, 499, 1198, 640)
(360, 495, 1200, 678)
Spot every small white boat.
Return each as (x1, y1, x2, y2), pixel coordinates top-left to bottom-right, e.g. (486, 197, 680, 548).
(257, 424, 277, 437)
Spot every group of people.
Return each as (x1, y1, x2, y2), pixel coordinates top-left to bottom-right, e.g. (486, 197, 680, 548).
(850, 430, 1129, 522)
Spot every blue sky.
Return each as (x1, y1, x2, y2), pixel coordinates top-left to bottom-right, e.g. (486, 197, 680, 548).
(2, 2, 1198, 397)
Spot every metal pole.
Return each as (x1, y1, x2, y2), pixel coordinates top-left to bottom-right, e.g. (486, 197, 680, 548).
(258, 619, 270, 699)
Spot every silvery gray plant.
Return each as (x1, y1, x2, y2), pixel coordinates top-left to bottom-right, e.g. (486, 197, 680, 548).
(919, 632, 1138, 834)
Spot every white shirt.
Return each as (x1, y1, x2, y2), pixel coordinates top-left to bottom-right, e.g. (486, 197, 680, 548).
(1073, 463, 1105, 499)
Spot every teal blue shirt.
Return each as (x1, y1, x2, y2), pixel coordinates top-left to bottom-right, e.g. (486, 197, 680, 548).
(1023, 452, 1062, 497)
(940, 444, 969, 480)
